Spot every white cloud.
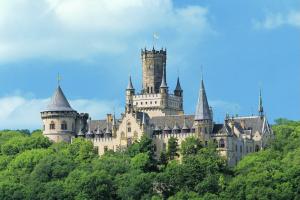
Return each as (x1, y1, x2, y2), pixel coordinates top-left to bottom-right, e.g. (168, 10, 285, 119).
(0, 95, 122, 130)
(0, 0, 212, 62)
(253, 10, 300, 30)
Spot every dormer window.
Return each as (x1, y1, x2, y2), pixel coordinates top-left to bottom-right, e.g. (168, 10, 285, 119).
(219, 139, 225, 148)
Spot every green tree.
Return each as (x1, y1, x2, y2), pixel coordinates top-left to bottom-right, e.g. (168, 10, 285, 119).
(180, 137, 202, 157)
(167, 137, 179, 160)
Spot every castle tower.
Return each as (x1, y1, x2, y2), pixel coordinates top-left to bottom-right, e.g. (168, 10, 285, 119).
(41, 85, 78, 143)
(126, 75, 135, 113)
(194, 78, 213, 142)
(174, 77, 183, 97)
(141, 48, 167, 94)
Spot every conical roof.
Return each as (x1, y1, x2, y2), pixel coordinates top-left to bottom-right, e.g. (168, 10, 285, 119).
(174, 77, 182, 91)
(127, 75, 134, 90)
(195, 79, 211, 121)
(45, 86, 74, 112)
(160, 68, 168, 88)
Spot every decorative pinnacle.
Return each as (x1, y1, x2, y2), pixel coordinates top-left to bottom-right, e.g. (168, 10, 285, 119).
(258, 89, 264, 116)
(160, 64, 168, 88)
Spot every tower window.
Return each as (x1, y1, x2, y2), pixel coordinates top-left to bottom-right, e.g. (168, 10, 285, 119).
(61, 121, 67, 130)
(219, 139, 225, 148)
(50, 121, 55, 130)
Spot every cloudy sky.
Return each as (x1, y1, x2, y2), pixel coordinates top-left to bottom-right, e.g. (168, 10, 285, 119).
(0, 0, 299, 130)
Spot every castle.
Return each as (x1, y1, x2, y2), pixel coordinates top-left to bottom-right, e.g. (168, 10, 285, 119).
(41, 47, 274, 166)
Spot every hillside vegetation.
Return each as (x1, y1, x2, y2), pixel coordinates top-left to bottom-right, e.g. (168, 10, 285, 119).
(0, 119, 299, 200)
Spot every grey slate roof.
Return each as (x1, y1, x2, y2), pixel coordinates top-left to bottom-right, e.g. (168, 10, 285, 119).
(229, 116, 265, 134)
(150, 115, 195, 130)
(44, 86, 74, 112)
(174, 77, 182, 91)
(195, 80, 211, 121)
(127, 76, 134, 90)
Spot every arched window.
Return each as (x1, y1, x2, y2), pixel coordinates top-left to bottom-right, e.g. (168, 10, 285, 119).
(127, 122, 131, 132)
(219, 139, 225, 148)
(61, 121, 67, 130)
(50, 121, 55, 130)
(255, 145, 260, 152)
(134, 131, 138, 138)
(121, 132, 125, 139)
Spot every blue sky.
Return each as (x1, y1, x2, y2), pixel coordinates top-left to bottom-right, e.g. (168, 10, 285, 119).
(0, 0, 299, 129)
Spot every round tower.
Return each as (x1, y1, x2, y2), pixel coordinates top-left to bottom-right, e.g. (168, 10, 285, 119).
(41, 86, 78, 143)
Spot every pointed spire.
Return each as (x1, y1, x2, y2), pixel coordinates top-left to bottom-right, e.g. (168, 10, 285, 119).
(112, 113, 116, 127)
(127, 75, 134, 90)
(105, 121, 111, 135)
(195, 79, 212, 121)
(258, 89, 264, 116)
(45, 86, 74, 112)
(175, 77, 182, 91)
(160, 67, 168, 88)
(142, 112, 146, 125)
(182, 117, 189, 130)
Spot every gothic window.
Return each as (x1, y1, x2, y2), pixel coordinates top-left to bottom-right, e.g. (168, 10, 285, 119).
(61, 121, 67, 130)
(50, 121, 55, 130)
(121, 132, 125, 139)
(255, 145, 260, 152)
(127, 122, 131, 132)
(219, 139, 225, 148)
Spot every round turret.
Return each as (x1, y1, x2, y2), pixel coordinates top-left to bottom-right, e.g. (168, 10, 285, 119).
(41, 86, 78, 143)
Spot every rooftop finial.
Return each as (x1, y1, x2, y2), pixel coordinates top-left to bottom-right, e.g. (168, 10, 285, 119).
(57, 73, 61, 86)
(201, 65, 204, 81)
(258, 88, 264, 117)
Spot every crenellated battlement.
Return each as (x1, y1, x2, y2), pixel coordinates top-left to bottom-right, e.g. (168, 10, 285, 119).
(152, 132, 196, 139)
(141, 48, 166, 56)
(87, 137, 114, 143)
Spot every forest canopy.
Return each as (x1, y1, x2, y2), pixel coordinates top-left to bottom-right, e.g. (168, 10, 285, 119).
(0, 119, 299, 200)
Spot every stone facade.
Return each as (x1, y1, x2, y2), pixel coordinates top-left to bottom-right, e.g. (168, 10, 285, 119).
(41, 47, 274, 166)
